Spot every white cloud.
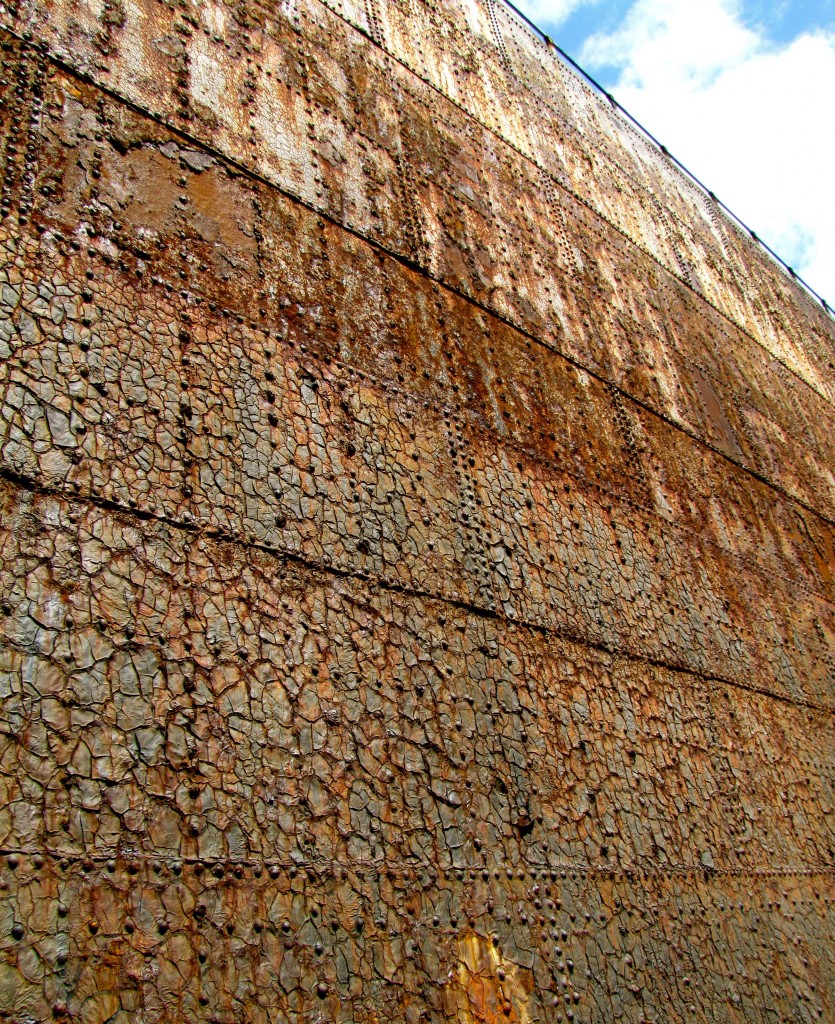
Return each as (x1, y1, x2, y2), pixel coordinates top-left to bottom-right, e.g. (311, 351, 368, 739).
(511, 0, 595, 28)
(581, 0, 835, 303)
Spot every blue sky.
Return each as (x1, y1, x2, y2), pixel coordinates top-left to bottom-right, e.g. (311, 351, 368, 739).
(512, 0, 835, 304)
(545, 0, 835, 57)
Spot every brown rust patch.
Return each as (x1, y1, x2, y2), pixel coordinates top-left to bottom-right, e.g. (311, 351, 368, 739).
(453, 933, 532, 1024)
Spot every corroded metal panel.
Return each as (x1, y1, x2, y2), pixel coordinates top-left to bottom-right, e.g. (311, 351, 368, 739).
(4, 0, 835, 513)
(0, 0, 833, 1021)
(0, 485, 833, 1019)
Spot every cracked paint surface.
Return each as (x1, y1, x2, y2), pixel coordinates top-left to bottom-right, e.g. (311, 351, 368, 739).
(0, 0, 833, 1021)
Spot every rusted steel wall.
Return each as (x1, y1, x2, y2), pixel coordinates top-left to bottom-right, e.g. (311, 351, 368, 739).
(0, 0, 832, 1021)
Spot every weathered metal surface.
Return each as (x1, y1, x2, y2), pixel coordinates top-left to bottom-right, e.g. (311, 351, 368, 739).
(0, 0, 832, 1021)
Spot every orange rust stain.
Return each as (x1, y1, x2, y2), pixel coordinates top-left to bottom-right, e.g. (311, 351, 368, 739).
(453, 934, 529, 1024)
